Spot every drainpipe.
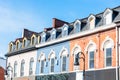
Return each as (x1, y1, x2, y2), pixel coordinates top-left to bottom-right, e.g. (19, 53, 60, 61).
(116, 25, 119, 80)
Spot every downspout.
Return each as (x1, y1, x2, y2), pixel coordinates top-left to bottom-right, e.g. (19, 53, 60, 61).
(116, 25, 119, 80)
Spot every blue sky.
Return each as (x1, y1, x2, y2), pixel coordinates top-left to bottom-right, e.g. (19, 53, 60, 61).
(0, 0, 120, 58)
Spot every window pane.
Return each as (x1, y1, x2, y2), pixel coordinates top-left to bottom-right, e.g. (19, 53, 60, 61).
(51, 58, 54, 72)
(62, 56, 66, 71)
(21, 62, 25, 76)
(89, 51, 94, 69)
(106, 48, 112, 67)
(40, 60, 44, 73)
(14, 63, 17, 77)
(29, 60, 34, 75)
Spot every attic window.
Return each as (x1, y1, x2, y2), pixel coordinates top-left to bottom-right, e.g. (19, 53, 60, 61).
(51, 29, 56, 40)
(9, 44, 12, 52)
(31, 37, 35, 45)
(62, 24, 68, 37)
(41, 33, 46, 43)
(103, 9, 112, 25)
(74, 20, 81, 33)
(88, 15, 95, 29)
(23, 39, 26, 47)
(16, 42, 19, 50)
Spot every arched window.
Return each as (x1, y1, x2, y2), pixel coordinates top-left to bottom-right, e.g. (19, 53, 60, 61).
(73, 45, 81, 70)
(41, 32, 46, 43)
(74, 20, 81, 33)
(16, 42, 19, 50)
(38, 53, 45, 73)
(103, 40, 113, 67)
(103, 9, 112, 25)
(31, 37, 35, 45)
(88, 15, 95, 29)
(49, 51, 55, 73)
(9, 44, 12, 52)
(60, 49, 68, 72)
(20, 59, 25, 76)
(29, 58, 34, 75)
(23, 39, 26, 48)
(14, 61, 17, 77)
(62, 24, 68, 37)
(86, 41, 96, 69)
(51, 29, 56, 40)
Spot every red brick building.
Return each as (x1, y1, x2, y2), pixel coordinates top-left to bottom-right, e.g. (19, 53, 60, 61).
(0, 66, 5, 80)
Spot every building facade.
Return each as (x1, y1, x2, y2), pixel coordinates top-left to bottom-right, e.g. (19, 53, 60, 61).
(5, 6, 120, 80)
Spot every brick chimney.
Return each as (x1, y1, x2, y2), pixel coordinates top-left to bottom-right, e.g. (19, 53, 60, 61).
(52, 18, 68, 28)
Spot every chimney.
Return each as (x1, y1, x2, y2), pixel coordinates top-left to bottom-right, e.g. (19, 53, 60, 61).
(52, 18, 68, 28)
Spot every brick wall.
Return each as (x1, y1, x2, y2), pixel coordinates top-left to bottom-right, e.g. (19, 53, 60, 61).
(69, 28, 116, 71)
(0, 67, 5, 80)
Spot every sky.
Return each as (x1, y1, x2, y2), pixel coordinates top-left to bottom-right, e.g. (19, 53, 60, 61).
(0, 0, 120, 58)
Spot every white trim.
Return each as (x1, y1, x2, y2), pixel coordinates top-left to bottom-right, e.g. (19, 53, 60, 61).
(38, 52, 45, 61)
(101, 36, 114, 50)
(72, 44, 81, 56)
(88, 14, 96, 29)
(59, 47, 68, 57)
(85, 40, 96, 52)
(74, 20, 81, 32)
(36, 23, 116, 48)
(48, 49, 56, 59)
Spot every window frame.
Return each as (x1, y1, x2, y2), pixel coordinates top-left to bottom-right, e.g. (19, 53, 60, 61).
(14, 61, 17, 77)
(20, 60, 25, 76)
(29, 58, 34, 75)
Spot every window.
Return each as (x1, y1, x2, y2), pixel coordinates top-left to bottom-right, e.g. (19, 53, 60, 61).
(29, 58, 34, 75)
(89, 51, 94, 69)
(105, 48, 112, 67)
(16, 42, 19, 50)
(75, 22, 80, 33)
(89, 18, 95, 29)
(40, 60, 44, 73)
(51, 30, 56, 40)
(31, 37, 35, 45)
(103, 9, 112, 25)
(62, 24, 68, 37)
(50, 58, 54, 72)
(62, 56, 66, 71)
(9, 44, 12, 52)
(14, 61, 17, 77)
(23, 39, 26, 47)
(41, 34, 45, 43)
(20, 60, 25, 76)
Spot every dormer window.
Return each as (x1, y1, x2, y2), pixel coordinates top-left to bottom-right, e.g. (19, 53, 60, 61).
(88, 15, 95, 29)
(16, 41, 20, 50)
(22, 38, 27, 48)
(62, 24, 68, 37)
(103, 9, 113, 25)
(31, 37, 35, 45)
(51, 29, 56, 40)
(31, 34, 36, 45)
(41, 32, 46, 43)
(9, 43, 13, 52)
(74, 20, 81, 33)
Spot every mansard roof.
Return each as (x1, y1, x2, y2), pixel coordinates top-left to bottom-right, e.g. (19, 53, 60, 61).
(6, 6, 120, 56)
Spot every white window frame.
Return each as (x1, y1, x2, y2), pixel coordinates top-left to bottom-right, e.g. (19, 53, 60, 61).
(88, 15, 95, 29)
(62, 24, 68, 37)
(103, 9, 113, 25)
(20, 60, 25, 77)
(60, 47, 68, 72)
(74, 20, 81, 33)
(72, 45, 81, 70)
(14, 61, 17, 77)
(51, 28, 56, 40)
(101, 36, 114, 68)
(48, 50, 56, 73)
(41, 32, 46, 43)
(38, 52, 45, 74)
(29, 58, 34, 75)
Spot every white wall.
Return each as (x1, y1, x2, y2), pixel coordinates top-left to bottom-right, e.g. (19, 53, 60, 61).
(7, 50, 37, 77)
